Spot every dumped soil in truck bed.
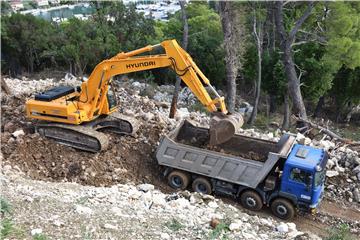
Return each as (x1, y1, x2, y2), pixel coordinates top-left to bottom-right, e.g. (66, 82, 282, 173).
(178, 139, 268, 161)
(175, 121, 277, 162)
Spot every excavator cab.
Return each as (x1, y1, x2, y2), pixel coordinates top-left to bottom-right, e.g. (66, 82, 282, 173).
(107, 85, 117, 111)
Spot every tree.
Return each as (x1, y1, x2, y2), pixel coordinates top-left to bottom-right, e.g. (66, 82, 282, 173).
(248, 3, 265, 125)
(169, 0, 188, 118)
(1, 1, 12, 15)
(274, 1, 315, 119)
(155, 2, 225, 86)
(1, 14, 57, 75)
(219, 1, 244, 112)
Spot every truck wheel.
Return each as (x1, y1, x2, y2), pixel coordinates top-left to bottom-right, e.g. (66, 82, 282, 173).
(168, 171, 190, 190)
(192, 177, 212, 195)
(271, 198, 295, 220)
(240, 190, 263, 211)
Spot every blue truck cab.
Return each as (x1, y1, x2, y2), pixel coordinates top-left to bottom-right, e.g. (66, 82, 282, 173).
(274, 144, 328, 218)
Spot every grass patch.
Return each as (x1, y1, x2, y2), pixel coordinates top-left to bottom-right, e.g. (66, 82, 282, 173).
(326, 224, 355, 240)
(1, 218, 14, 239)
(33, 233, 48, 240)
(81, 225, 92, 240)
(76, 196, 89, 205)
(209, 221, 230, 240)
(337, 125, 360, 141)
(0, 198, 25, 239)
(164, 218, 184, 231)
(0, 198, 11, 216)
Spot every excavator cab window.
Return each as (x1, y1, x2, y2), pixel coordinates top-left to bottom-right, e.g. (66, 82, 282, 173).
(107, 84, 117, 110)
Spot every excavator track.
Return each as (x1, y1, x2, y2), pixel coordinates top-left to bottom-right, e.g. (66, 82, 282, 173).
(91, 112, 139, 135)
(35, 113, 139, 153)
(36, 123, 109, 153)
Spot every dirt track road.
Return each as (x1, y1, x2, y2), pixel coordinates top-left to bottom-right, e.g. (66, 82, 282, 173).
(225, 198, 360, 238)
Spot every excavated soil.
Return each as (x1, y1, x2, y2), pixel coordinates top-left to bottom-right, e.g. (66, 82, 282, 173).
(178, 136, 267, 162)
(180, 140, 267, 161)
(1, 95, 170, 190)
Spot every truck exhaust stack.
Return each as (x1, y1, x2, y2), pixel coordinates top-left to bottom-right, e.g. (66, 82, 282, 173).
(209, 113, 244, 145)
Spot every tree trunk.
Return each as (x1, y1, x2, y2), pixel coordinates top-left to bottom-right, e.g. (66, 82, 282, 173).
(219, 1, 237, 113)
(266, 2, 277, 114)
(249, 14, 263, 125)
(274, 1, 313, 120)
(169, 0, 188, 119)
(266, 95, 270, 119)
(345, 102, 355, 123)
(269, 95, 277, 113)
(282, 91, 290, 130)
(264, 1, 276, 55)
(313, 96, 324, 118)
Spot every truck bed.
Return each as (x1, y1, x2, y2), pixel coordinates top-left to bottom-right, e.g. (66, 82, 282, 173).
(156, 120, 296, 188)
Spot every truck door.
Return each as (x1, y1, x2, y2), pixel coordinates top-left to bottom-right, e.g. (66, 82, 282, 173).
(282, 167, 313, 203)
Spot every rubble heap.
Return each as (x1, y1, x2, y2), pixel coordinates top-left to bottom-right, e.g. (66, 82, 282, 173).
(2, 76, 360, 205)
(1, 75, 359, 238)
(1, 167, 318, 239)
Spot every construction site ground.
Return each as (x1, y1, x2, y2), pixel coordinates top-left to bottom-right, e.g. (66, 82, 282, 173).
(1, 76, 360, 239)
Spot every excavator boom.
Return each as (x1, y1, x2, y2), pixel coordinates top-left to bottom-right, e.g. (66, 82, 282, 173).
(26, 40, 243, 151)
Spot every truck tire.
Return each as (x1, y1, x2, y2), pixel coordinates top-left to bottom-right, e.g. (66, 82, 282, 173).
(271, 198, 295, 220)
(192, 177, 212, 195)
(240, 190, 263, 211)
(168, 171, 190, 190)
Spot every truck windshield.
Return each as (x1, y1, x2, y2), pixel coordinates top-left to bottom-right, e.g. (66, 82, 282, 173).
(314, 170, 325, 187)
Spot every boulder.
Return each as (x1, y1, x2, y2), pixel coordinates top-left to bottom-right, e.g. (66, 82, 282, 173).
(326, 170, 339, 178)
(276, 222, 289, 233)
(137, 183, 155, 192)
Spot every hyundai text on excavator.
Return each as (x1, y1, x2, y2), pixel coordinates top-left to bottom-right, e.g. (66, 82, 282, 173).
(26, 40, 243, 152)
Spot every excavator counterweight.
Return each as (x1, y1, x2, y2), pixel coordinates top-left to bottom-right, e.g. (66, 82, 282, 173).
(26, 39, 243, 152)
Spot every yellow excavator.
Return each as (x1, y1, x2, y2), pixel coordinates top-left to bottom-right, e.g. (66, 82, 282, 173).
(26, 40, 243, 152)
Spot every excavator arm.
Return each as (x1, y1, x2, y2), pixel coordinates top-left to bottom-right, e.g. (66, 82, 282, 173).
(77, 40, 228, 119)
(26, 39, 243, 146)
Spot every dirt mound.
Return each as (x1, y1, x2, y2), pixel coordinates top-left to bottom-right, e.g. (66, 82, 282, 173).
(1, 89, 173, 190)
(2, 119, 168, 189)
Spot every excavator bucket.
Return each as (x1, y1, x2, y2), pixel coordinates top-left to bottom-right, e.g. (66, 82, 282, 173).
(209, 113, 244, 145)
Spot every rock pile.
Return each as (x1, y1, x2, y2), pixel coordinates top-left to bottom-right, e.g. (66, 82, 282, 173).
(1, 75, 359, 238)
(1, 167, 318, 240)
(2, 76, 359, 207)
(3, 74, 81, 97)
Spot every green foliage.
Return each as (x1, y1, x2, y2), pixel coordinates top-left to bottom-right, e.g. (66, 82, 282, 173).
(0, 198, 15, 240)
(326, 224, 355, 240)
(33, 233, 48, 240)
(158, 2, 225, 87)
(29, 1, 39, 9)
(1, 14, 57, 75)
(209, 222, 229, 240)
(294, 42, 334, 102)
(164, 218, 184, 231)
(1, 2, 156, 77)
(1, 1, 359, 123)
(331, 67, 360, 108)
(1, 1, 12, 15)
(320, 2, 360, 114)
(1, 218, 13, 239)
(0, 198, 11, 216)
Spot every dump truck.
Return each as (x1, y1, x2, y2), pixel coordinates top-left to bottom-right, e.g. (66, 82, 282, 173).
(156, 120, 328, 220)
